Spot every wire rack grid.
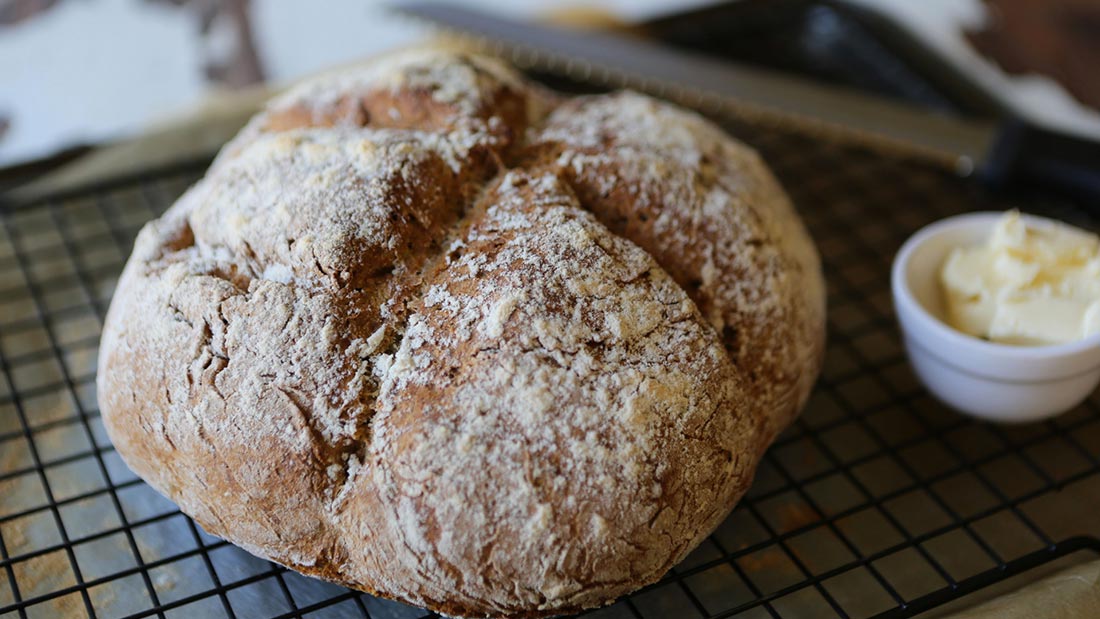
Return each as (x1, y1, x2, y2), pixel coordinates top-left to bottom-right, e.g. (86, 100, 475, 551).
(3, 123, 1100, 619)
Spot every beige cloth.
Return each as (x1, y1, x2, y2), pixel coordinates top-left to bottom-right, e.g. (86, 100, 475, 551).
(941, 559, 1100, 619)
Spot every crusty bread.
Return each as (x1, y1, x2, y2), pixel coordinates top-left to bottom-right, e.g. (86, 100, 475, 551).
(97, 49, 825, 618)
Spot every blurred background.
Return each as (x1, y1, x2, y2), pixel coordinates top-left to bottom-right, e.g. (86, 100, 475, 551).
(3, 0, 1100, 179)
(0, 0, 709, 170)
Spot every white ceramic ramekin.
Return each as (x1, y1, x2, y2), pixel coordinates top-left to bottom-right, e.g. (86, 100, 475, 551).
(891, 211, 1100, 423)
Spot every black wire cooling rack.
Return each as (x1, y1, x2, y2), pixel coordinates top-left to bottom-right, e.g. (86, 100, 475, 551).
(4, 114, 1100, 619)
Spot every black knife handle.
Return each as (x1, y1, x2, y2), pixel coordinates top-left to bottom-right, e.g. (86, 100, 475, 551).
(984, 120, 1100, 202)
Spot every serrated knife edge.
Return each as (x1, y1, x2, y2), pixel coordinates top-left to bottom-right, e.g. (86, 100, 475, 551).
(394, 1, 1000, 174)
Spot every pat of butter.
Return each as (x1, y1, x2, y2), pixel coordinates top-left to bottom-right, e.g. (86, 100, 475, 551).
(940, 211, 1100, 345)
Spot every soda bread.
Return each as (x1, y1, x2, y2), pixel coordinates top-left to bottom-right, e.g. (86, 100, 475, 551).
(97, 50, 825, 618)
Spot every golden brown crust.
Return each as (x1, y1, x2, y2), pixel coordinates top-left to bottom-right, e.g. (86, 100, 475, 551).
(528, 93, 826, 443)
(97, 49, 825, 618)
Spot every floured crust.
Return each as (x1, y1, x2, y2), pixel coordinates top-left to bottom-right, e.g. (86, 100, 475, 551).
(97, 49, 825, 619)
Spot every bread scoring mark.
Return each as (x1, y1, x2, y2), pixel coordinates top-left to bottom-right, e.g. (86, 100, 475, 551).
(528, 92, 826, 441)
(361, 169, 760, 614)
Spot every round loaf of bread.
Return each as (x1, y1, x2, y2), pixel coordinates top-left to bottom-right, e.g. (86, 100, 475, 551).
(98, 50, 825, 618)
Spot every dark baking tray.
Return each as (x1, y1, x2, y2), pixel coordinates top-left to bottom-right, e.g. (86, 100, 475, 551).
(3, 8, 1100, 619)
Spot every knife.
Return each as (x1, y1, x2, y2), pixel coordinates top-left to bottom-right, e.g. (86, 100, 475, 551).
(393, 1, 1100, 199)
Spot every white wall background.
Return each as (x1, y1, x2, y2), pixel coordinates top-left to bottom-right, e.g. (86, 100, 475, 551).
(0, 0, 707, 167)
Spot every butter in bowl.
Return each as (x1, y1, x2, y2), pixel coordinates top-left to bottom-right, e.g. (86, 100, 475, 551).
(942, 210, 1100, 346)
(892, 211, 1100, 422)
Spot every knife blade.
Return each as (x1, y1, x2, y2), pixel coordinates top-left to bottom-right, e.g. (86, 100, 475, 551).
(393, 1, 998, 175)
